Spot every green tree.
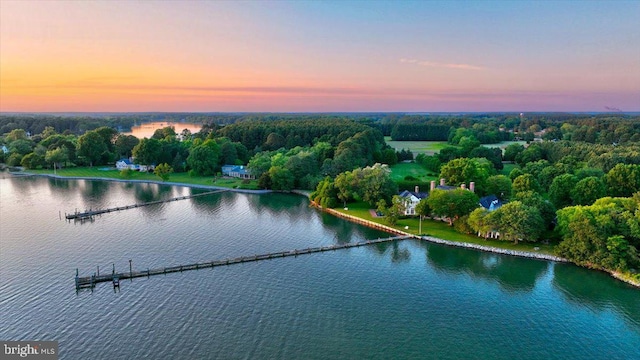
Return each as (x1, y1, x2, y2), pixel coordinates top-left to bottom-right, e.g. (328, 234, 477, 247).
(5, 129, 28, 142)
(154, 163, 173, 182)
(383, 195, 406, 225)
(132, 138, 162, 165)
(513, 190, 556, 227)
(187, 145, 218, 176)
(115, 134, 140, 158)
(20, 152, 44, 169)
(415, 198, 431, 218)
(467, 208, 495, 238)
(571, 176, 606, 206)
(556, 201, 640, 271)
(45, 147, 68, 170)
(268, 165, 295, 191)
(358, 164, 398, 206)
(605, 164, 640, 197)
(427, 188, 479, 226)
(549, 174, 578, 209)
(491, 201, 544, 244)
(248, 151, 273, 177)
(9, 139, 34, 155)
(334, 171, 356, 207)
(152, 126, 177, 140)
(439, 157, 492, 190)
(311, 177, 338, 208)
(77, 131, 107, 166)
(512, 174, 541, 194)
(485, 175, 512, 200)
(503, 143, 525, 162)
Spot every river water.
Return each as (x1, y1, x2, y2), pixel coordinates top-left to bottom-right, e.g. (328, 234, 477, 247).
(0, 176, 638, 359)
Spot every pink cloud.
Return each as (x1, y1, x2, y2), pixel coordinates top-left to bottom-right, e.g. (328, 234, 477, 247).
(400, 58, 485, 71)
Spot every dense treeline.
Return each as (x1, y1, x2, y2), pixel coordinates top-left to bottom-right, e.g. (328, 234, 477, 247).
(218, 118, 374, 151)
(0, 117, 390, 192)
(371, 113, 640, 144)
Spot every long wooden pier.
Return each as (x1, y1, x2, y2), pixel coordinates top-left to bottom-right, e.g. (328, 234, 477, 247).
(65, 189, 228, 220)
(75, 235, 411, 290)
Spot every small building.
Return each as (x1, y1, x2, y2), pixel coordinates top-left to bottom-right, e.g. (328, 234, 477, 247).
(1, 145, 8, 154)
(221, 165, 255, 179)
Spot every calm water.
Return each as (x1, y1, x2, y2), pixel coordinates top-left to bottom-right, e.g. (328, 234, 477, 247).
(122, 121, 202, 139)
(0, 176, 639, 360)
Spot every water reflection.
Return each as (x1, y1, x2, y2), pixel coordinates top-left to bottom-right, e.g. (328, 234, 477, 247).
(247, 193, 313, 222)
(426, 244, 549, 293)
(80, 180, 110, 201)
(319, 213, 355, 244)
(188, 191, 224, 213)
(552, 263, 640, 329)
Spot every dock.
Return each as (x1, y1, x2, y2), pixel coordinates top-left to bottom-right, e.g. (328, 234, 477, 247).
(75, 235, 411, 290)
(65, 189, 228, 220)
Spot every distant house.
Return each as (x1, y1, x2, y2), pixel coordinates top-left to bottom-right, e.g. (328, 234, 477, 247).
(1, 145, 8, 154)
(221, 165, 255, 179)
(399, 187, 428, 215)
(116, 159, 133, 170)
(479, 195, 502, 211)
(116, 159, 155, 172)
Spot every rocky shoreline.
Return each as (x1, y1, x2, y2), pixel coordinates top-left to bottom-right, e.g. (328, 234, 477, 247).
(316, 204, 640, 289)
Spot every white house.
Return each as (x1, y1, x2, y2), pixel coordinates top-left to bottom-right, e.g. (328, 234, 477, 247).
(116, 159, 155, 172)
(115, 159, 133, 170)
(398, 187, 428, 216)
(1, 145, 8, 154)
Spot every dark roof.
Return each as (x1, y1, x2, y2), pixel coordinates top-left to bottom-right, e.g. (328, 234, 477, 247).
(399, 190, 428, 199)
(479, 195, 502, 210)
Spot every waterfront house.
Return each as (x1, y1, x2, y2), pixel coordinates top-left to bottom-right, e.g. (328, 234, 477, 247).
(116, 159, 155, 172)
(399, 186, 428, 215)
(116, 159, 134, 170)
(221, 165, 255, 179)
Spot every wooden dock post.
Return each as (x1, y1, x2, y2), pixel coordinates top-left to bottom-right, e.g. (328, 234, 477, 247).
(129, 259, 132, 281)
(97, 265, 99, 276)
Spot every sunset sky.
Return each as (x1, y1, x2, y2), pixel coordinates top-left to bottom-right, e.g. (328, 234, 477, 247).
(1, 0, 639, 112)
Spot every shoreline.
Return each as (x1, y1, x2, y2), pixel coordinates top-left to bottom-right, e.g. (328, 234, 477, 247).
(11, 171, 640, 288)
(15, 172, 273, 194)
(316, 204, 640, 289)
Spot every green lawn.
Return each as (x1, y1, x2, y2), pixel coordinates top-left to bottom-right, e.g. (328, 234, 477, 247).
(501, 163, 518, 176)
(385, 137, 450, 155)
(389, 163, 438, 182)
(24, 167, 260, 189)
(337, 201, 556, 255)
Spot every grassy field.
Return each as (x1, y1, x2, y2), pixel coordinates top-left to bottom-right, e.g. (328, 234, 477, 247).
(338, 201, 556, 255)
(24, 167, 260, 189)
(389, 163, 438, 183)
(384, 137, 450, 155)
